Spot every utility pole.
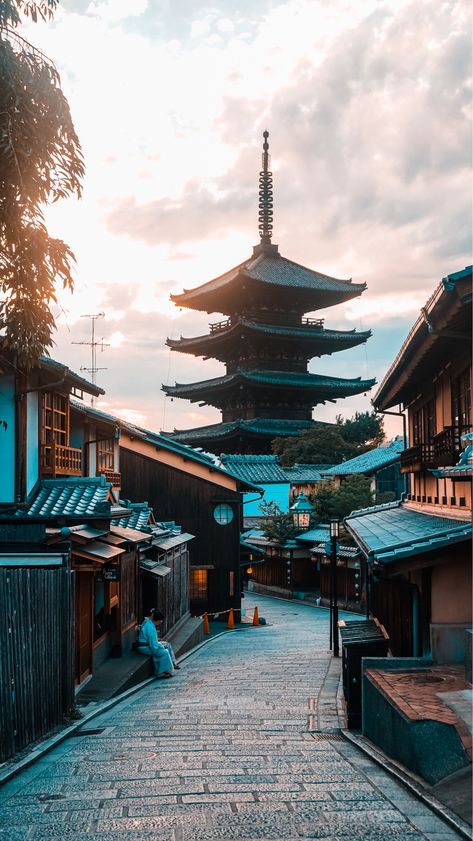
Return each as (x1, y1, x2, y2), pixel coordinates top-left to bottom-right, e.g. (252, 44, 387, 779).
(72, 313, 109, 406)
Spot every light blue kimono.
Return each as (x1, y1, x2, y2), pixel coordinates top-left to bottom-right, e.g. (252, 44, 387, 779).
(137, 617, 174, 676)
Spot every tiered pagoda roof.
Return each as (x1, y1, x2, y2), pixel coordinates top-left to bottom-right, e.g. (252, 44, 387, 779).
(167, 318, 371, 361)
(163, 131, 375, 454)
(170, 245, 366, 315)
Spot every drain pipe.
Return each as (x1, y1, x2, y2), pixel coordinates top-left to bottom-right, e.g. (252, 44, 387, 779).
(372, 401, 407, 449)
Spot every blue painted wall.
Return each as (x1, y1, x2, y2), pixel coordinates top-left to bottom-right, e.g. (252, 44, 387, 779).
(243, 483, 290, 515)
(0, 374, 16, 503)
(26, 391, 39, 495)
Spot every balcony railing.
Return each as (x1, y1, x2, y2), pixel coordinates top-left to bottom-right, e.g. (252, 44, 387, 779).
(97, 468, 121, 488)
(301, 317, 324, 328)
(41, 443, 83, 477)
(433, 425, 472, 466)
(400, 444, 435, 474)
(209, 318, 232, 333)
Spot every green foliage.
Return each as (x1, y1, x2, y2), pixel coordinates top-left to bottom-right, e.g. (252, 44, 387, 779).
(0, 0, 84, 368)
(272, 411, 384, 467)
(259, 499, 299, 543)
(375, 490, 395, 506)
(335, 411, 384, 446)
(313, 475, 374, 522)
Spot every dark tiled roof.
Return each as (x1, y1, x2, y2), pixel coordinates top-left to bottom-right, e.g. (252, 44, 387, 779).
(69, 401, 260, 492)
(322, 438, 404, 476)
(115, 501, 154, 531)
(163, 369, 376, 398)
(168, 319, 371, 349)
(283, 463, 332, 482)
(295, 526, 330, 544)
(172, 250, 365, 301)
(16, 476, 112, 519)
(345, 501, 471, 564)
(167, 418, 322, 442)
(40, 357, 104, 397)
(220, 454, 289, 484)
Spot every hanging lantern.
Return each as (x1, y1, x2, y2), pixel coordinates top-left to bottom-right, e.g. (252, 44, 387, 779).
(246, 566, 253, 576)
(290, 492, 313, 531)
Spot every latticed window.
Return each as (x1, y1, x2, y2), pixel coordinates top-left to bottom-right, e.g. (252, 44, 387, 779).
(190, 569, 208, 601)
(42, 392, 68, 448)
(97, 437, 115, 472)
(452, 367, 472, 429)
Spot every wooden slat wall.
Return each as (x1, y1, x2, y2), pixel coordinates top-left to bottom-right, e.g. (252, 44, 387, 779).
(0, 565, 74, 762)
(140, 549, 190, 635)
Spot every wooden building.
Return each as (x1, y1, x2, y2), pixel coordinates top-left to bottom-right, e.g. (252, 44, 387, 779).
(117, 423, 259, 617)
(346, 266, 472, 661)
(163, 133, 374, 454)
(321, 438, 405, 501)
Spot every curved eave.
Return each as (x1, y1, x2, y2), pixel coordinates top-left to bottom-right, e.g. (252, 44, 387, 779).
(170, 257, 366, 314)
(162, 372, 376, 404)
(166, 323, 372, 357)
(166, 419, 318, 443)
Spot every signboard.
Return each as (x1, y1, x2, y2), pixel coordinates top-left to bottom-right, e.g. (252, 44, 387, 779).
(102, 563, 120, 582)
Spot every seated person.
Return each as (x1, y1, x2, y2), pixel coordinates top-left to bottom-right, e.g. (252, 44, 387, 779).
(136, 608, 180, 678)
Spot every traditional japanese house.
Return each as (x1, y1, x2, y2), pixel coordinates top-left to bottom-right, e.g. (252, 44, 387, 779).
(321, 438, 405, 500)
(345, 266, 472, 662)
(163, 132, 375, 454)
(117, 422, 260, 617)
(284, 463, 332, 502)
(219, 454, 287, 518)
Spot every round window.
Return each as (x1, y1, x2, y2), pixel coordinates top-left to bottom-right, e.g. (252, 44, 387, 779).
(213, 503, 234, 525)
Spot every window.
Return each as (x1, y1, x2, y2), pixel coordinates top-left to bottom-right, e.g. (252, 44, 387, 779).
(213, 503, 234, 525)
(452, 367, 472, 429)
(41, 392, 69, 470)
(190, 569, 208, 600)
(97, 437, 115, 472)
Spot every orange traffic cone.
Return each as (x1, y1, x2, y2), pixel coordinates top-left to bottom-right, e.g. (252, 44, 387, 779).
(252, 606, 259, 626)
(227, 608, 234, 630)
(202, 613, 210, 635)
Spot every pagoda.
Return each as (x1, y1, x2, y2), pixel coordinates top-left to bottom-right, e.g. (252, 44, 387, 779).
(163, 132, 375, 454)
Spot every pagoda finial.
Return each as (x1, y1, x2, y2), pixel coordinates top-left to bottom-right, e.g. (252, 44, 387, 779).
(258, 130, 273, 244)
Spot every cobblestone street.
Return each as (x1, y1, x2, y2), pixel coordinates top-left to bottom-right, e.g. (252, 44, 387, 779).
(0, 595, 463, 840)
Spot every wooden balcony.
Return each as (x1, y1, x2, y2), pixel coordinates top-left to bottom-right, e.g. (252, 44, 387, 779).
(209, 318, 232, 333)
(41, 443, 82, 477)
(97, 468, 121, 488)
(433, 425, 472, 467)
(400, 444, 435, 474)
(301, 317, 324, 329)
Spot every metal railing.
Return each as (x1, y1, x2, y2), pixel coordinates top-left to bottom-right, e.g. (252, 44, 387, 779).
(41, 443, 83, 477)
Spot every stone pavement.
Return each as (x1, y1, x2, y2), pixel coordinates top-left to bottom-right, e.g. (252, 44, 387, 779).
(0, 594, 465, 840)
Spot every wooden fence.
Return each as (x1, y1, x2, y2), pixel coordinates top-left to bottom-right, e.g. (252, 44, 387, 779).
(0, 563, 75, 762)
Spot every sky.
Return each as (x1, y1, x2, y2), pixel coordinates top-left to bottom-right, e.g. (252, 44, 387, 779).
(23, 0, 472, 439)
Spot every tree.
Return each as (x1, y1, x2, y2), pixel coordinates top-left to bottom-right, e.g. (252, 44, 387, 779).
(0, 0, 83, 369)
(312, 475, 374, 522)
(259, 500, 299, 543)
(272, 411, 384, 467)
(335, 411, 384, 446)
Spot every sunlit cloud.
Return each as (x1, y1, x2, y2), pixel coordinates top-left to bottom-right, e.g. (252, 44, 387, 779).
(19, 0, 472, 436)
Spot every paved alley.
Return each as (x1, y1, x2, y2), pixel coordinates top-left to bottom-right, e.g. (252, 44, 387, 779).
(0, 595, 464, 840)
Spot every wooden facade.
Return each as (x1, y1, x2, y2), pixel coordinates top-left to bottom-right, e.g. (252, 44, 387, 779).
(120, 445, 242, 616)
(0, 556, 74, 762)
(367, 266, 472, 660)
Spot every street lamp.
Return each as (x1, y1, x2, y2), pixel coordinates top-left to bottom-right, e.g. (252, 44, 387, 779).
(330, 519, 340, 658)
(290, 492, 313, 531)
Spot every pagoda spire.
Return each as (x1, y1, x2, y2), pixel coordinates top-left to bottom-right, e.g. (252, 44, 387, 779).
(258, 130, 273, 244)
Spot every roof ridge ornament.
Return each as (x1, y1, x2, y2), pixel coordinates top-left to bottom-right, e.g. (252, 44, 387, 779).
(258, 130, 276, 249)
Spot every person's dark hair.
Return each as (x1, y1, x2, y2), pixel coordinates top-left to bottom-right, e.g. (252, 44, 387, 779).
(149, 608, 165, 622)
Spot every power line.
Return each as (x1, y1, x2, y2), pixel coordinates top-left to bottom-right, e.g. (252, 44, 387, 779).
(72, 312, 110, 406)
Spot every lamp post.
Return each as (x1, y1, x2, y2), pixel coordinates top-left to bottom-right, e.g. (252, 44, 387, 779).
(330, 519, 340, 658)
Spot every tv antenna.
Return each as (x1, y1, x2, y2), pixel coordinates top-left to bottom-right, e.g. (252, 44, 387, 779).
(72, 312, 110, 406)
